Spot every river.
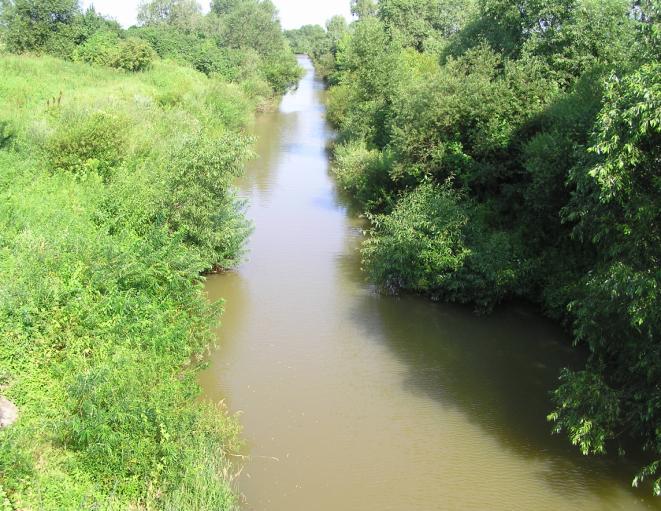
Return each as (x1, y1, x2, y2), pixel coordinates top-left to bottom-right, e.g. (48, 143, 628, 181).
(199, 56, 658, 511)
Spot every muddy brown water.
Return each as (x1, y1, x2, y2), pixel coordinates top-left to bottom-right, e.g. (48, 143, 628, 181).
(199, 57, 658, 511)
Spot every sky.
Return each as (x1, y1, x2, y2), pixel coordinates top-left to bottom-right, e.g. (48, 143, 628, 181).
(81, 0, 352, 30)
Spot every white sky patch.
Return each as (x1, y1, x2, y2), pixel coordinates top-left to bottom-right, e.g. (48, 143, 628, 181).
(81, 0, 352, 30)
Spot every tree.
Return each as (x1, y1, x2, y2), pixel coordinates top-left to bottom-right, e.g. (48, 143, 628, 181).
(550, 62, 661, 495)
(137, 0, 202, 31)
(351, 0, 377, 19)
(326, 15, 349, 49)
(284, 24, 326, 54)
(378, 0, 476, 49)
(211, 0, 284, 57)
(0, 0, 81, 54)
(209, 0, 241, 15)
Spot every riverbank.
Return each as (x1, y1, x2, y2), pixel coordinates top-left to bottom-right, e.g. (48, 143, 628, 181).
(0, 53, 265, 510)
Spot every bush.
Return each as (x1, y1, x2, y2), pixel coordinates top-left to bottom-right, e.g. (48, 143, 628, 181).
(74, 32, 155, 72)
(444, 223, 524, 312)
(115, 37, 156, 72)
(191, 41, 231, 76)
(363, 182, 523, 311)
(332, 141, 393, 210)
(46, 110, 126, 179)
(164, 131, 253, 269)
(73, 30, 121, 67)
(362, 183, 470, 294)
(261, 50, 303, 94)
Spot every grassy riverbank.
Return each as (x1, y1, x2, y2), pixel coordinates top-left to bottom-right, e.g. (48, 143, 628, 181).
(0, 1, 300, 508)
(0, 53, 251, 511)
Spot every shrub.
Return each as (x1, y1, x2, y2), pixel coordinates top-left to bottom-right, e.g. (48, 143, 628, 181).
(333, 141, 393, 210)
(164, 131, 253, 269)
(362, 183, 470, 294)
(73, 30, 121, 67)
(115, 37, 156, 72)
(261, 50, 303, 94)
(325, 83, 352, 128)
(363, 182, 523, 311)
(74, 33, 156, 72)
(46, 111, 126, 179)
(444, 224, 524, 312)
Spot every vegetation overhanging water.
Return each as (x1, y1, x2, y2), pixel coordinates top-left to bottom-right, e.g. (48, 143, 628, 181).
(0, 0, 658, 509)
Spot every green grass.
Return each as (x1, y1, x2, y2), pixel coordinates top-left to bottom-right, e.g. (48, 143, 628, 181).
(0, 54, 257, 510)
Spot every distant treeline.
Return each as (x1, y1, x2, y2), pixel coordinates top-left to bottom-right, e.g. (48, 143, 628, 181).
(0, 1, 300, 509)
(0, 0, 302, 94)
(305, 0, 660, 496)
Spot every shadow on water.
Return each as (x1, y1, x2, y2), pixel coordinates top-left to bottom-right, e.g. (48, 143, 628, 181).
(336, 244, 659, 505)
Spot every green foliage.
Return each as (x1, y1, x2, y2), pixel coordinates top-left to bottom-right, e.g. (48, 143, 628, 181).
(550, 61, 661, 495)
(362, 182, 470, 294)
(211, 0, 282, 57)
(378, 0, 476, 50)
(46, 110, 126, 180)
(114, 37, 157, 71)
(363, 182, 523, 311)
(285, 24, 327, 54)
(1, 0, 81, 56)
(137, 0, 203, 30)
(351, 0, 378, 19)
(73, 30, 121, 67)
(74, 31, 156, 71)
(262, 49, 303, 94)
(205, 0, 303, 91)
(289, 16, 350, 83)
(132, 1, 301, 93)
(165, 132, 253, 270)
(332, 17, 404, 147)
(333, 141, 394, 210)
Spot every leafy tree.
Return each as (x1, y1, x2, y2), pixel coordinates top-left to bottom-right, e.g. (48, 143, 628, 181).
(285, 24, 327, 54)
(326, 15, 349, 49)
(551, 61, 660, 495)
(211, 0, 284, 57)
(209, 0, 241, 15)
(333, 17, 404, 147)
(0, 0, 81, 54)
(351, 0, 377, 19)
(137, 0, 202, 31)
(165, 131, 253, 268)
(362, 182, 470, 293)
(378, 0, 476, 50)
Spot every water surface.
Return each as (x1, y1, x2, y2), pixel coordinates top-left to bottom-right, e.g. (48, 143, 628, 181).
(199, 57, 658, 511)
